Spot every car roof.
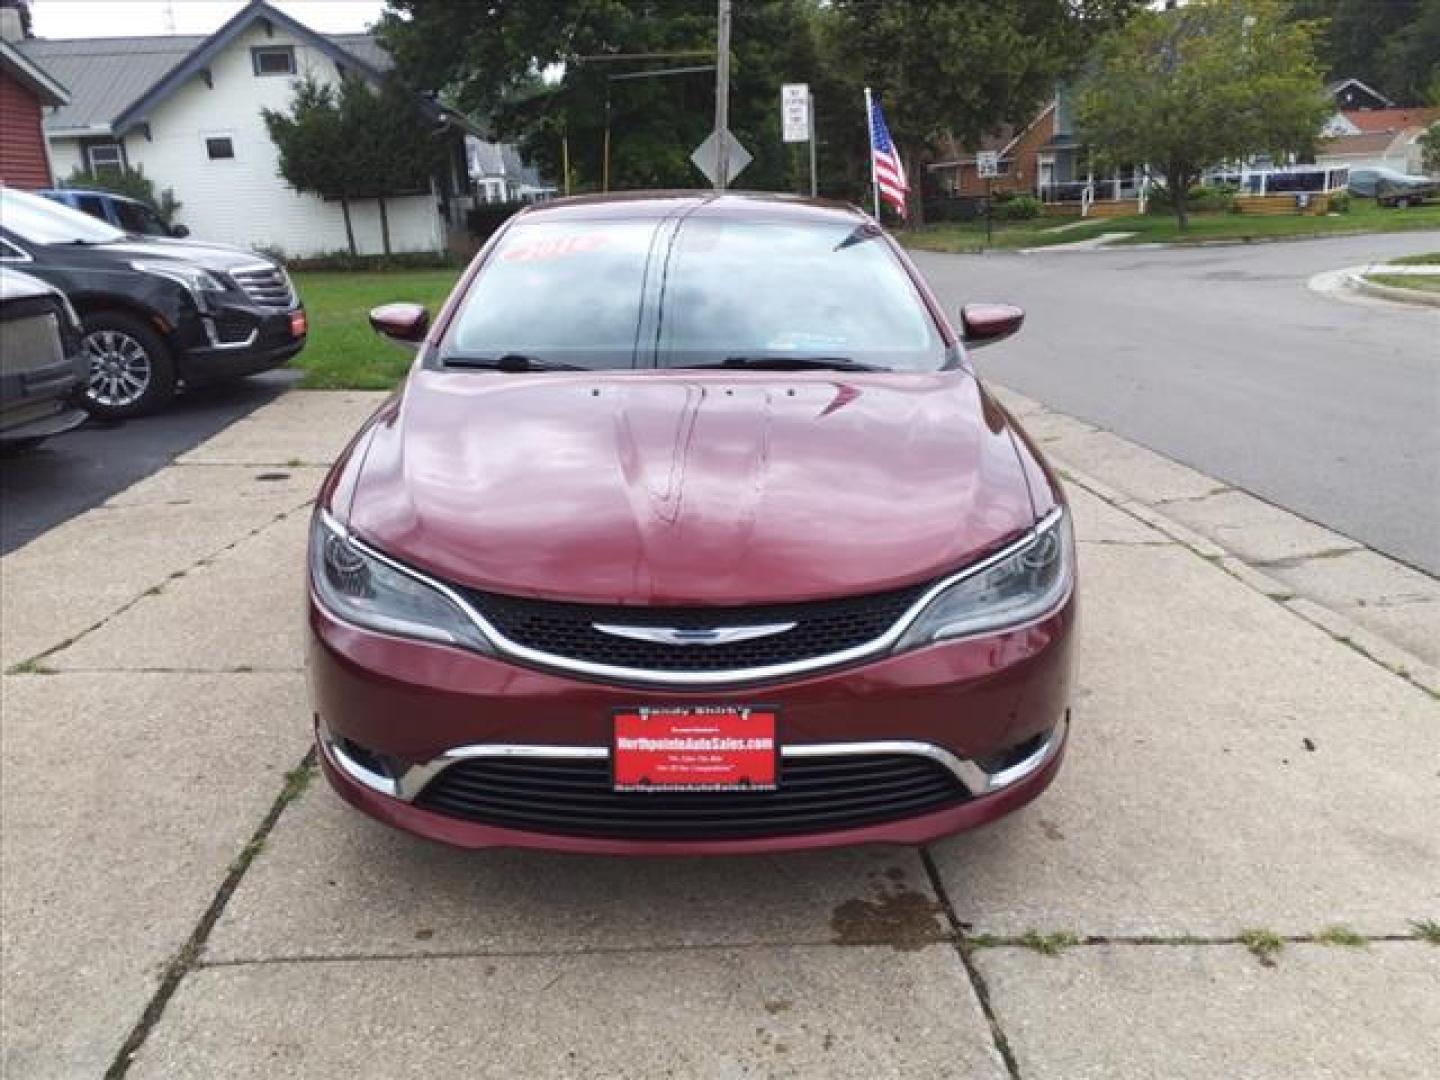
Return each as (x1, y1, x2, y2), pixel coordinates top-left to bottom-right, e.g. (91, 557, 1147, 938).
(513, 190, 868, 227)
(37, 188, 146, 204)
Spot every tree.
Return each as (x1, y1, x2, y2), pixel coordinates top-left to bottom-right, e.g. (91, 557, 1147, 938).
(264, 74, 446, 255)
(1422, 123, 1440, 173)
(824, 0, 1140, 223)
(1077, 0, 1331, 230)
(1288, 0, 1440, 105)
(61, 163, 182, 227)
(377, 0, 826, 196)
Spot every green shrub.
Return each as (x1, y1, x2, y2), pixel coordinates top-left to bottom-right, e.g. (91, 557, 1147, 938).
(61, 164, 182, 226)
(1145, 182, 1236, 215)
(992, 193, 1042, 220)
(1327, 189, 1351, 214)
(282, 250, 463, 272)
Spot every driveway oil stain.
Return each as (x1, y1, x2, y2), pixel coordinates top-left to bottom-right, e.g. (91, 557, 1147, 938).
(831, 870, 948, 951)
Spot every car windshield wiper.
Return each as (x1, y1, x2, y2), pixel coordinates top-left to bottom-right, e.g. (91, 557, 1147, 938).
(683, 356, 888, 373)
(440, 353, 586, 372)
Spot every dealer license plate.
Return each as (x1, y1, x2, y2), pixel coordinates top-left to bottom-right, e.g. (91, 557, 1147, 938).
(613, 706, 777, 792)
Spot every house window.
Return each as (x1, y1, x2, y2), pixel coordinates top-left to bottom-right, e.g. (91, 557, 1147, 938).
(86, 142, 124, 176)
(252, 45, 296, 76)
(205, 136, 235, 160)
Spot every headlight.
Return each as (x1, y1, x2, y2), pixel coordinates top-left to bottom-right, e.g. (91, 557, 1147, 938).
(309, 512, 492, 652)
(129, 260, 227, 305)
(895, 508, 1074, 650)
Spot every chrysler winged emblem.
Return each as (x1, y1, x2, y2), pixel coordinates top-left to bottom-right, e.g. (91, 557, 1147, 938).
(591, 622, 796, 646)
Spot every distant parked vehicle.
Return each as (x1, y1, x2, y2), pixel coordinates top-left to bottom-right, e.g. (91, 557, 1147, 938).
(0, 267, 88, 449)
(37, 188, 189, 238)
(0, 189, 306, 419)
(1346, 168, 1438, 208)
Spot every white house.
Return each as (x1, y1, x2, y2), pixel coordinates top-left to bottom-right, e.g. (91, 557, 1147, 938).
(13, 0, 478, 257)
(466, 137, 556, 204)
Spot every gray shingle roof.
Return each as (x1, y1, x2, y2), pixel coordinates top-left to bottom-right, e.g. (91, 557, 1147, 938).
(14, 31, 391, 134)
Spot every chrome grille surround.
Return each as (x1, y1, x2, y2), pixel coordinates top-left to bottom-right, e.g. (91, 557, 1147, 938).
(232, 262, 295, 308)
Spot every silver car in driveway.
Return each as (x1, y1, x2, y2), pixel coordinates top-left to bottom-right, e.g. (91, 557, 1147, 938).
(0, 267, 88, 448)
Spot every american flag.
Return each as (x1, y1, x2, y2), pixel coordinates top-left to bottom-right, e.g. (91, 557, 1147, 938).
(867, 91, 908, 218)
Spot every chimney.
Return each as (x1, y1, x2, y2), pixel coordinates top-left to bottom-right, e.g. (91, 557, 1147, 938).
(0, 0, 32, 43)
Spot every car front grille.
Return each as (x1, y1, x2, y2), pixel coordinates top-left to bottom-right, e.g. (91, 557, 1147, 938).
(232, 264, 294, 308)
(459, 580, 934, 673)
(415, 753, 969, 840)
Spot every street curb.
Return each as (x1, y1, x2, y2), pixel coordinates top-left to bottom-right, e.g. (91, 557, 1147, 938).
(1349, 274, 1440, 308)
(1053, 460, 1440, 700)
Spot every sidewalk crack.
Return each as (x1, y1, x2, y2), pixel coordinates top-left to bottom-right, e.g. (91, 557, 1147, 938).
(102, 749, 316, 1079)
(919, 848, 1023, 1080)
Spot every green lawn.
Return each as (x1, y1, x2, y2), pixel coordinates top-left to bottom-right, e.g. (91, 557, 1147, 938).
(902, 200, 1440, 254)
(1365, 272, 1440, 294)
(1386, 251, 1440, 266)
(290, 269, 461, 389)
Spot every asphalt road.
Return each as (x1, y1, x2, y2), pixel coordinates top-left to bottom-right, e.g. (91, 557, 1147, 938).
(911, 232, 1440, 575)
(0, 369, 299, 555)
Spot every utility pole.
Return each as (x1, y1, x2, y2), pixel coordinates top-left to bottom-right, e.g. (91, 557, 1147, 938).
(713, 0, 732, 191)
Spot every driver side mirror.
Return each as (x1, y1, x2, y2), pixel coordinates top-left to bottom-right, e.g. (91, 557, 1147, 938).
(960, 303, 1024, 348)
(369, 302, 431, 349)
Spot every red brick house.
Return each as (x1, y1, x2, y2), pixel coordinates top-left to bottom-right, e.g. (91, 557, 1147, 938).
(0, 27, 69, 189)
(929, 101, 1059, 198)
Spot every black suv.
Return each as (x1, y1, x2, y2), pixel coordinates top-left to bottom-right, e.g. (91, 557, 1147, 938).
(0, 188, 306, 418)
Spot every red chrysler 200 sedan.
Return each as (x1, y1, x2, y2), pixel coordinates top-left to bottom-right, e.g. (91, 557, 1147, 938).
(308, 192, 1075, 855)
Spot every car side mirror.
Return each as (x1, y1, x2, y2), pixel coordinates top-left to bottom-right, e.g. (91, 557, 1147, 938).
(369, 302, 430, 348)
(170, 224, 190, 238)
(960, 303, 1024, 348)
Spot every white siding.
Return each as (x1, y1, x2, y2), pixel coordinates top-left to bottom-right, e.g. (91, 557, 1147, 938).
(47, 137, 85, 181)
(117, 23, 442, 258)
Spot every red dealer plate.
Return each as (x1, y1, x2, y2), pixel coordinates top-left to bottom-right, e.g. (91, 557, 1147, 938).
(613, 707, 777, 792)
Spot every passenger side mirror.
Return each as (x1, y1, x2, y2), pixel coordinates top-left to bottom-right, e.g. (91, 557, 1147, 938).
(960, 303, 1024, 348)
(169, 224, 190, 238)
(369, 302, 430, 348)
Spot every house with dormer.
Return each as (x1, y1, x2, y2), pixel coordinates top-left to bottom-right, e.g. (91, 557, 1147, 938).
(11, 0, 479, 257)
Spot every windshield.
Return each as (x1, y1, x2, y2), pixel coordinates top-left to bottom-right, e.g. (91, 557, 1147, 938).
(113, 199, 167, 236)
(656, 217, 943, 369)
(440, 212, 946, 372)
(444, 219, 656, 368)
(0, 188, 125, 245)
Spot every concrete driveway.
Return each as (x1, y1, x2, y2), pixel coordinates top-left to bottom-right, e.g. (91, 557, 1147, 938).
(2, 389, 1437, 1079)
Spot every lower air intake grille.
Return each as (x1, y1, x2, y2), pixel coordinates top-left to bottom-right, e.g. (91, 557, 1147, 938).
(415, 753, 969, 840)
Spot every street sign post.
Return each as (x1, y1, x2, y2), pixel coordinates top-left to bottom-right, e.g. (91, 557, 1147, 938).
(782, 83, 810, 143)
(691, 128, 752, 187)
(976, 152, 1000, 246)
(781, 82, 816, 197)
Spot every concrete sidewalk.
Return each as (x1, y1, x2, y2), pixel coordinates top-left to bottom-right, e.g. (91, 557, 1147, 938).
(2, 389, 1436, 1079)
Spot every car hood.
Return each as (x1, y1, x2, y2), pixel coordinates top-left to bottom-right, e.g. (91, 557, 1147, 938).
(96, 237, 275, 274)
(345, 369, 1039, 605)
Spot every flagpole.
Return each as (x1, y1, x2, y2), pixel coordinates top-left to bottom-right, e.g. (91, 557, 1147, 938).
(864, 86, 880, 220)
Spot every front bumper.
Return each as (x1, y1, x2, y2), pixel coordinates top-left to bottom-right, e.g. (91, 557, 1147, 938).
(174, 304, 306, 384)
(308, 585, 1075, 854)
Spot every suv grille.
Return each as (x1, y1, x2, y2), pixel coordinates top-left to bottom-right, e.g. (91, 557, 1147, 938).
(460, 580, 933, 673)
(232, 264, 294, 308)
(416, 754, 969, 840)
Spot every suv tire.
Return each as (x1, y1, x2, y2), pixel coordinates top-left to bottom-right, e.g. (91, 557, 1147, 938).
(79, 311, 176, 419)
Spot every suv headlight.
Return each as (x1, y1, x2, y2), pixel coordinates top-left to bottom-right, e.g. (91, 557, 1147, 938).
(130, 260, 227, 307)
(309, 512, 493, 652)
(895, 508, 1074, 650)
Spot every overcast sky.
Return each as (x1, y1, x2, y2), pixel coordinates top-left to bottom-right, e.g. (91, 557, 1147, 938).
(29, 0, 387, 38)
